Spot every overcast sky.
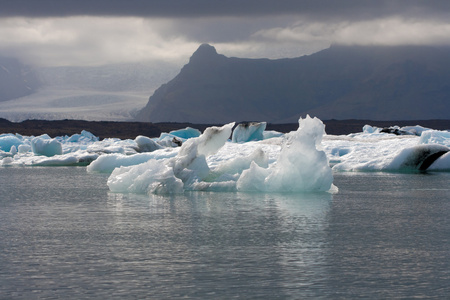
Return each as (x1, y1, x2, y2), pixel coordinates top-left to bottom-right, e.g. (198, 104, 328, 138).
(2, 0, 450, 67)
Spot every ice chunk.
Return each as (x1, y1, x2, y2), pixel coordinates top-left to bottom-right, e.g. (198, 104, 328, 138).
(87, 150, 177, 173)
(235, 161, 272, 192)
(32, 155, 79, 166)
(165, 122, 235, 187)
(108, 159, 185, 194)
(31, 136, 62, 156)
(237, 115, 334, 192)
(108, 117, 336, 194)
(18, 144, 31, 153)
(388, 144, 449, 171)
(208, 147, 269, 180)
(157, 134, 183, 147)
(0, 134, 22, 152)
(153, 127, 201, 148)
(419, 130, 450, 147)
(169, 127, 201, 139)
(263, 130, 284, 140)
(10, 145, 17, 156)
(66, 130, 98, 143)
(363, 124, 431, 136)
(427, 152, 450, 171)
(400, 125, 431, 136)
(362, 125, 379, 134)
(107, 123, 234, 194)
(135, 135, 163, 152)
(1, 157, 14, 165)
(232, 122, 267, 143)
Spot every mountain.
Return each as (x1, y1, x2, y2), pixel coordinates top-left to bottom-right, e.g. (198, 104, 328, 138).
(0, 56, 41, 102)
(135, 44, 450, 123)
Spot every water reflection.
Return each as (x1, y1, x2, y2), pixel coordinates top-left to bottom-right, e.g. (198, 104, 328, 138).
(106, 191, 332, 298)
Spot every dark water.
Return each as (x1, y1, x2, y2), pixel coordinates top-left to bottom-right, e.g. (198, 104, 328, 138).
(0, 167, 449, 299)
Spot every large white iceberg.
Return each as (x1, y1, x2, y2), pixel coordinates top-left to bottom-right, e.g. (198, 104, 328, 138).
(107, 115, 335, 194)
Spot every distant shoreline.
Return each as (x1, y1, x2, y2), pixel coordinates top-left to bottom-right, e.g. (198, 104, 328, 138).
(1, 118, 449, 139)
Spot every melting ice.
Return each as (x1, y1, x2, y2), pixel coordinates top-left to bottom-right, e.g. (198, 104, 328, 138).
(0, 116, 449, 195)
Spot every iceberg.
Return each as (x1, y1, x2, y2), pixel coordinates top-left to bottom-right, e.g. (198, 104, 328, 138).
(0, 134, 23, 152)
(232, 122, 266, 143)
(107, 123, 235, 194)
(427, 152, 450, 171)
(363, 124, 431, 136)
(419, 130, 450, 147)
(87, 150, 177, 173)
(154, 127, 202, 148)
(168, 127, 201, 139)
(387, 144, 449, 171)
(107, 115, 335, 194)
(328, 124, 450, 172)
(134, 135, 163, 153)
(31, 136, 63, 157)
(0, 117, 449, 191)
(66, 130, 99, 143)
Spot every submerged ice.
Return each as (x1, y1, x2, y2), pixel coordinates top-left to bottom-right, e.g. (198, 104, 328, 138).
(0, 115, 449, 194)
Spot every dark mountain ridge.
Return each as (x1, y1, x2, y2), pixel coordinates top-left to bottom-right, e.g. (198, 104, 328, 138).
(136, 44, 450, 123)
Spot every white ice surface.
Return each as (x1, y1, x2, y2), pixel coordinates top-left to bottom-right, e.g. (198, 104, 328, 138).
(0, 117, 449, 193)
(326, 129, 450, 172)
(236, 116, 333, 192)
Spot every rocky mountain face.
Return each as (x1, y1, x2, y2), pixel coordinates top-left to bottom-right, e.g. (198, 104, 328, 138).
(136, 44, 450, 123)
(0, 56, 41, 102)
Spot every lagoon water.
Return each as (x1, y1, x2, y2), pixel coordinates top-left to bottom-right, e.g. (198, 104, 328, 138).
(1, 167, 449, 299)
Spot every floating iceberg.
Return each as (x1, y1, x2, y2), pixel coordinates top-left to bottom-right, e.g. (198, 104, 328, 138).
(0, 115, 449, 193)
(232, 122, 267, 143)
(31, 136, 63, 157)
(327, 127, 450, 172)
(107, 123, 236, 194)
(363, 124, 431, 136)
(134, 135, 163, 153)
(388, 144, 450, 171)
(0, 134, 22, 152)
(107, 116, 335, 194)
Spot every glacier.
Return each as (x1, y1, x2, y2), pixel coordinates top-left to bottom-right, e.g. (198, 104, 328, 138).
(0, 116, 449, 194)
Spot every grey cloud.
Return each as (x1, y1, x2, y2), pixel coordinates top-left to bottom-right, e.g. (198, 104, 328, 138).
(2, 0, 450, 68)
(2, 0, 450, 20)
